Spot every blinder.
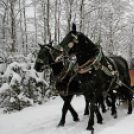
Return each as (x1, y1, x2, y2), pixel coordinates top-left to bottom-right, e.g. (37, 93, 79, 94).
(45, 45, 52, 51)
(54, 45, 63, 52)
(52, 33, 78, 54)
(64, 33, 78, 52)
(71, 33, 79, 43)
(36, 45, 52, 65)
(71, 33, 77, 39)
(36, 57, 49, 65)
(36, 58, 45, 64)
(53, 44, 71, 52)
(64, 42, 74, 52)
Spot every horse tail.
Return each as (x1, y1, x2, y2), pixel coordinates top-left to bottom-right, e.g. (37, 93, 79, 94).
(119, 57, 133, 102)
(121, 57, 131, 86)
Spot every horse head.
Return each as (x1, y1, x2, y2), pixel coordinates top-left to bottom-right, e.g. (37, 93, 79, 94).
(58, 23, 79, 54)
(57, 23, 100, 65)
(34, 42, 54, 72)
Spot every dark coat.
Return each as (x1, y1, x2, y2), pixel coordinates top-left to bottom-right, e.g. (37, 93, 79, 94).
(130, 58, 134, 69)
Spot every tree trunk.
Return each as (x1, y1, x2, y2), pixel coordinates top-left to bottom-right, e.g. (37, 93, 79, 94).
(23, 0, 28, 56)
(57, 0, 61, 44)
(80, 0, 84, 32)
(43, 1, 46, 44)
(46, 0, 51, 42)
(19, 0, 24, 54)
(34, 0, 38, 45)
(54, 0, 58, 45)
(10, 1, 16, 52)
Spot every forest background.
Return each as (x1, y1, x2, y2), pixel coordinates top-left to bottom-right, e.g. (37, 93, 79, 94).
(0, 0, 134, 112)
(0, 0, 134, 65)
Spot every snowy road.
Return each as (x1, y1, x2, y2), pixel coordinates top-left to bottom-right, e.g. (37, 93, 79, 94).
(0, 96, 134, 134)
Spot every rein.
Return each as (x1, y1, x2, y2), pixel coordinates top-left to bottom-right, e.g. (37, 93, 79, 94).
(36, 57, 72, 82)
(55, 62, 72, 82)
(36, 58, 63, 70)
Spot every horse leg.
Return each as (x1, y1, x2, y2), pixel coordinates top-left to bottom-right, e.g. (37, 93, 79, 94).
(125, 77, 133, 114)
(123, 87, 133, 114)
(84, 97, 89, 115)
(122, 67, 133, 114)
(87, 101, 95, 130)
(58, 95, 79, 127)
(111, 95, 117, 118)
(99, 95, 107, 113)
(104, 90, 117, 118)
(94, 104, 103, 124)
(119, 79, 133, 114)
(128, 99, 133, 114)
(87, 89, 103, 130)
(106, 96, 112, 107)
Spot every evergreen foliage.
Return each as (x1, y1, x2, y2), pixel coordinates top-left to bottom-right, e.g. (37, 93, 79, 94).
(0, 62, 49, 113)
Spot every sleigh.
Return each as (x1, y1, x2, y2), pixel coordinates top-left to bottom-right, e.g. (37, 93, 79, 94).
(114, 69, 134, 91)
(129, 69, 134, 89)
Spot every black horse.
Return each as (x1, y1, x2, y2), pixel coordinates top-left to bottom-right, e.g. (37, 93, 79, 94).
(34, 42, 89, 126)
(54, 23, 133, 130)
(34, 42, 106, 127)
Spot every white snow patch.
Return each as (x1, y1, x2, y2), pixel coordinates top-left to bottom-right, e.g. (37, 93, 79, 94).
(0, 96, 134, 134)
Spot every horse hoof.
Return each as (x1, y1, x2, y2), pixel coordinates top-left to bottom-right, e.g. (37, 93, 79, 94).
(57, 124, 64, 127)
(86, 126, 94, 130)
(74, 118, 80, 122)
(84, 113, 89, 115)
(98, 121, 103, 124)
(127, 112, 132, 115)
(86, 127, 94, 134)
(113, 114, 118, 119)
(57, 122, 64, 127)
(102, 109, 107, 113)
(84, 111, 89, 115)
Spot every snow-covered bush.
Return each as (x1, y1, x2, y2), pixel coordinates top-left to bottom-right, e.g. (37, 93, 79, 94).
(0, 62, 49, 113)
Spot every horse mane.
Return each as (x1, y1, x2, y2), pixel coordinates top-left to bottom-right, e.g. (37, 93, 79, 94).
(76, 32, 101, 59)
(78, 32, 96, 49)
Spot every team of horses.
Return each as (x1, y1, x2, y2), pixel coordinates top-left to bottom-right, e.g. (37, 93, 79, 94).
(34, 23, 133, 132)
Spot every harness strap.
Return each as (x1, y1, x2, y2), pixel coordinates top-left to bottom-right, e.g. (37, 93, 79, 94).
(73, 48, 102, 74)
(105, 77, 115, 96)
(56, 62, 70, 82)
(79, 57, 95, 69)
(106, 58, 121, 86)
(74, 64, 93, 74)
(101, 65, 114, 77)
(54, 44, 63, 52)
(69, 62, 73, 71)
(36, 58, 45, 64)
(56, 61, 74, 82)
(50, 61, 76, 96)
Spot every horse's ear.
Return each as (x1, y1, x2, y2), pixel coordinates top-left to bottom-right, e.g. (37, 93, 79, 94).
(72, 23, 76, 32)
(38, 44, 44, 48)
(49, 41, 53, 46)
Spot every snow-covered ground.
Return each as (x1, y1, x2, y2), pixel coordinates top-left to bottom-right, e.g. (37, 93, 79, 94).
(0, 95, 134, 134)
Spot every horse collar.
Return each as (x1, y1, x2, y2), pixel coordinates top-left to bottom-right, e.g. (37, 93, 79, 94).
(56, 62, 73, 82)
(74, 48, 102, 74)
